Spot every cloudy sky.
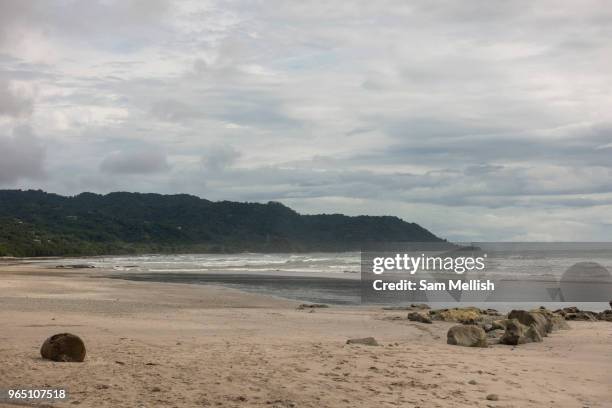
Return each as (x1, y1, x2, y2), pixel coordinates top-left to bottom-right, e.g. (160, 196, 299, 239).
(1, 0, 611, 241)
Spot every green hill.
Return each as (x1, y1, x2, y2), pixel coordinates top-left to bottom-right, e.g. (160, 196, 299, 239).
(0, 190, 442, 256)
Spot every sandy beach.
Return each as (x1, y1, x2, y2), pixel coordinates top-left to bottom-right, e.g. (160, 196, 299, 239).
(0, 261, 610, 408)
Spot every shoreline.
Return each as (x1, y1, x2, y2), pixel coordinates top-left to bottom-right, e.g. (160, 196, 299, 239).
(1, 261, 611, 407)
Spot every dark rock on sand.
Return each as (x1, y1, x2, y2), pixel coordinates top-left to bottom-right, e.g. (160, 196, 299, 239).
(550, 314, 571, 329)
(40, 333, 86, 362)
(565, 311, 598, 321)
(480, 323, 494, 332)
(410, 303, 431, 310)
(297, 303, 329, 310)
(486, 394, 499, 401)
(346, 337, 379, 346)
(598, 310, 612, 322)
(431, 307, 482, 324)
(507, 310, 550, 337)
(553, 306, 599, 321)
(447, 325, 487, 348)
(486, 329, 505, 338)
(500, 319, 524, 345)
(491, 319, 511, 331)
(555, 306, 579, 314)
(483, 308, 501, 316)
(407, 311, 432, 324)
(532, 308, 570, 330)
(382, 303, 430, 311)
(500, 319, 542, 345)
(55, 264, 95, 269)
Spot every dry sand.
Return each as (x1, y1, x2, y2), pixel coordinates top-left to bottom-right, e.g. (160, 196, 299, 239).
(0, 261, 611, 408)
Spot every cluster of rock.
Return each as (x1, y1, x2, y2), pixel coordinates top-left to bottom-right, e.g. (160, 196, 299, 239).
(553, 306, 612, 322)
(394, 302, 611, 348)
(443, 307, 570, 348)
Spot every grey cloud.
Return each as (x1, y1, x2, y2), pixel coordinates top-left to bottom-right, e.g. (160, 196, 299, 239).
(202, 145, 241, 172)
(100, 147, 170, 175)
(0, 79, 33, 117)
(1, 0, 611, 240)
(0, 0, 170, 50)
(0, 126, 45, 184)
(150, 99, 200, 122)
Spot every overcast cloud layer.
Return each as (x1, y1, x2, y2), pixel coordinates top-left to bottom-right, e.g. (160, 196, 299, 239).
(1, 0, 611, 241)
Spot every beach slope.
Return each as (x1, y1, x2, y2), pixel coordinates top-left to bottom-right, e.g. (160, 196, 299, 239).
(1, 262, 610, 407)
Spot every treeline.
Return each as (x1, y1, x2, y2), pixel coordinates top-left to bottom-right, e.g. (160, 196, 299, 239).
(0, 190, 442, 257)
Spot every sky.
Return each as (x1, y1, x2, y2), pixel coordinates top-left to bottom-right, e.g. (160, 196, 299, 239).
(1, 0, 611, 241)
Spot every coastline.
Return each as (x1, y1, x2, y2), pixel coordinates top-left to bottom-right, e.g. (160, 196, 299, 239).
(1, 261, 611, 407)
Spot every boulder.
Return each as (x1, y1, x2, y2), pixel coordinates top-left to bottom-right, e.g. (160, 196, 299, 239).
(447, 325, 487, 348)
(553, 306, 600, 321)
(550, 314, 571, 329)
(407, 311, 432, 324)
(598, 310, 612, 322)
(507, 310, 550, 337)
(554, 306, 579, 315)
(524, 325, 543, 343)
(500, 319, 542, 345)
(431, 307, 482, 324)
(500, 319, 524, 345)
(491, 319, 511, 330)
(480, 323, 493, 332)
(346, 337, 378, 346)
(530, 308, 569, 331)
(564, 311, 598, 321)
(410, 303, 431, 310)
(40, 333, 86, 362)
(486, 329, 505, 338)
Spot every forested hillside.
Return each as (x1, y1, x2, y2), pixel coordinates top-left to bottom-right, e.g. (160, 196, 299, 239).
(0, 190, 442, 256)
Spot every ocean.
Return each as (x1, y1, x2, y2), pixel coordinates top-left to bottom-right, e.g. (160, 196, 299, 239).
(41, 247, 612, 312)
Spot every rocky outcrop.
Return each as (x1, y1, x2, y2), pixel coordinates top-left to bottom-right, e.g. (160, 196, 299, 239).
(407, 311, 432, 324)
(530, 307, 570, 330)
(491, 319, 512, 331)
(599, 310, 612, 322)
(486, 329, 505, 338)
(554, 306, 599, 321)
(430, 307, 482, 324)
(500, 319, 542, 345)
(40, 333, 86, 362)
(447, 325, 487, 348)
(507, 310, 550, 338)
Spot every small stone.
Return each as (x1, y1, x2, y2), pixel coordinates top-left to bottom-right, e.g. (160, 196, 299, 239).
(151, 387, 161, 392)
(346, 337, 378, 346)
(297, 303, 329, 310)
(486, 394, 499, 401)
(468, 380, 477, 385)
